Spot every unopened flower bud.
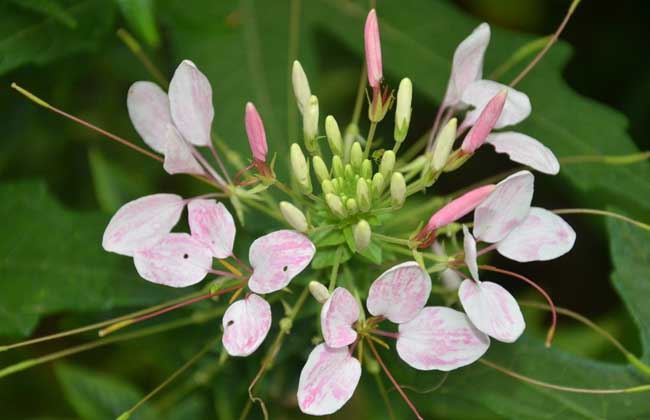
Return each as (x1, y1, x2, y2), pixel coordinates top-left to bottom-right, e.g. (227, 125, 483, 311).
(432, 118, 458, 171)
(279, 201, 308, 233)
(350, 142, 363, 170)
(325, 116, 343, 156)
(290, 143, 312, 193)
(360, 159, 372, 179)
(371, 172, 385, 196)
(379, 150, 395, 178)
(344, 164, 355, 179)
(364, 9, 383, 89)
(390, 172, 406, 208)
(321, 179, 335, 194)
(245, 102, 268, 162)
(394, 78, 412, 143)
(326, 193, 347, 218)
(292, 60, 311, 114)
(309, 280, 330, 304)
(332, 155, 344, 178)
(353, 220, 372, 252)
(461, 89, 507, 154)
(279, 317, 293, 333)
(312, 156, 330, 183)
(356, 178, 371, 212)
(346, 198, 358, 214)
(303, 95, 320, 153)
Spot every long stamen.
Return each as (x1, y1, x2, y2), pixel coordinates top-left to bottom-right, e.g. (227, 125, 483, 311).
(371, 329, 400, 339)
(208, 143, 233, 185)
(552, 208, 650, 231)
(116, 29, 168, 88)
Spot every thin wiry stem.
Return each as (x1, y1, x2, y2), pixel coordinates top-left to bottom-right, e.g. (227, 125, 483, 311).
(552, 208, 650, 231)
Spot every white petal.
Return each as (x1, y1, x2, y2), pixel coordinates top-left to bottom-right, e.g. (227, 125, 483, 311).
(133, 233, 212, 287)
(443, 23, 491, 107)
(188, 199, 236, 259)
(397, 306, 489, 371)
(168, 60, 214, 146)
(487, 132, 560, 175)
(366, 261, 431, 324)
(297, 344, 361, 416)
(222, 294, 272, 357)
(321, 288, 359, 348)
(248, 230, 316, 294)
(462, 80, 531, 128)
(102, 194, 185, 256)
(459, 279, 525, 342)
(163, 125, 205, 175)
(497, 207, 576, 262)
(127, 81, 171, 154)
(474, 170, 534, 243)
(462, 226, 479, 281)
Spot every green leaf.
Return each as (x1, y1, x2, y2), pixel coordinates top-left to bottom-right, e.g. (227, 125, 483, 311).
(9, 0, 77, 28)
(116, 0, 160, 48)
(311, 245, 351, 269)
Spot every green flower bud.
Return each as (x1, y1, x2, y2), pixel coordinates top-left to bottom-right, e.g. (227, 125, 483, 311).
(346, 198, 358, 214)
(292, 60, 311, 114)
(353, 219, 372, 252)
(312, 155, 330, 183)
(279, 317, 293, 333)
(309, 281, 330, 304)
(325, 115, 343, 156)
(394, 78, 412, 143)
(360, 159, 373, 179)
(325, 193, 347, 218)
(432, 118, 458, 171)
(356, 178, 371, 212)
(390, 172, 406, 208)
(303, 95, 320, 154)
(371, 172, 385, 197)
(350, 142, 363, 170)
(290, 143, 312, 193)
(332, 155, 344, 178)
(344, 164, 355, 179)
(379, 150, 396, 178)
(321, 179, 335, 194)
(279, 201, 308, 232)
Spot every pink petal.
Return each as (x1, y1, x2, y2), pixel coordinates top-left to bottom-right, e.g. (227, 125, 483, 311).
(366, 261, 431, 324)
(222, 294, 272, 357)
(473, 170, 534, 243)
(102, 194, 185, 256)
(163, 124, 205, 175)
(462, 226, 479, 281)
(245, 102, 268, 162)
(486, 131, 560, 175)
(133, 233, 212, 287)
(396, 307, 489, 371)
(459, 279, 525, 342)
(364, 9, 383, 88)
(297, 344, 361, 416)
(321, 288, 359, 348)
(497, 207, 576, 262)
(126, 81, 171, 154)
(248, 230, 316, 294)
(168, 60, 214, 147)
(461, 89, 507, 154)
(462, 80, 531, 129)
(187, 199, 236, 259)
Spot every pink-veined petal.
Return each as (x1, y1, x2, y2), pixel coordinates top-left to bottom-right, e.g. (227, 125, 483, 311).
(163, 124, 205, 175)
(486, 131, 560, 175)
(133, 233, 212, 287)
(443, 23, 491, 107)
(222, 294, 272, 357)
(297, 344, 361, 416)
(188, 199, 236, 259)
(497, 207, 576, 262)
(127, 81, 171, 154)
(459, 279, 525, 342)
(321, 288, 359, 348)
(366, 261, 431, 324)
(397, 307, 489, 371)
(364, 9, 383, 88)
(462, 80, 531, 129)
(102, 194, 185, 256)
(462, 226, 479, 281)
(473, 170, 534, 243)
(461, 89, 507, 154)
(245, 102, 268, 162)
(248, 230, 316, 294)
(168, 60, 214, 147)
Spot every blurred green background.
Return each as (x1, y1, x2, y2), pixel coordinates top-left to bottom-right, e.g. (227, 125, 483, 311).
(1, 0, 650, 418)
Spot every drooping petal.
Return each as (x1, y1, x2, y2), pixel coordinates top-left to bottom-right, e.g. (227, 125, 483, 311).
(133, 233, 212, 287)
(366, 261, 431, 324)
(473, 170, 534, 243)
(102, 194, 185, 256)
(187, 199, 236, 259)
(297, 344, 361, 416)
(321, 288, 359, 348)
(364, 9, 383, 88)
(163, 124, 205, 175)
(168, 60, 214, 147)
(126, 81, 172, 154)
(396, 307, 489, 371)
(497, 207, 576, 262)
(461, 89, 507, 154)
(245, 102, 268, 162)
(248, 230, 316, 294)
(222, 294, 272, 357)
(459, 279, 525, 342)
(462, 80, 531, 129)
(443, 23, 491, 107)
(486, 132, 560, 175)
(462, 226, 479, 281)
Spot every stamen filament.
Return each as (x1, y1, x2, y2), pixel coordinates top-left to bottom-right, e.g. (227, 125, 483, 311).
(371, 329, 400, 340)
(116, 29, 168, 87)
(559, 151, 650, 166)
(552, 208, 650, 231)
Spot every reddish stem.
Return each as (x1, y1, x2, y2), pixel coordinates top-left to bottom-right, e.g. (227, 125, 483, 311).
(371, 329, 400, 340)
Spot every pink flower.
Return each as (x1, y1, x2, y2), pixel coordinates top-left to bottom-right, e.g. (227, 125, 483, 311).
(364, 9, 383, 89)
(245, 102, 268, 162)
(461, 89, 507, 153)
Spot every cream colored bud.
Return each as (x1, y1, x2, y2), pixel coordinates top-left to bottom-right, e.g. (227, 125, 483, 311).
(303, 95, 319, 152)
(321, 179, 335, 194)
(379, 150, 396, 178)
(325, 193, 347, 218)
(344, 164, 354, 179)
(432, 118, 458, 171)
(390, 172, 406, 208)
(309, 280, 330, 304)
(292, 60, 311, 114)
(279, 201, 308, 233)
(356, 178, 371, 212)
(312, 156, 330, 183)
(360, 159, 373, 179)
(332, 155, 344, 178)
(325, 115, 343, 156)
(346, 198, 358, 214)
(350, 142, 363, 170)
(353, 220, 372, 252)
(290, 143, 312, 193)
(394, 78, 412, 143)
(371, 172, 385, 197)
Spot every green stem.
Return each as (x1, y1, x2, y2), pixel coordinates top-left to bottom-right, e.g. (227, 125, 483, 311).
(116, 29, 168, 88)
(328, 246, 344, 292)
(364, 121, 378, 158)
(351, 67, 368, 127)
(373, 233, 412, 247)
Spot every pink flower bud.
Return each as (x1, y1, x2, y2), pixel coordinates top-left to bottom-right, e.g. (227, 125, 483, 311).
(461, 89, 507, 154)
(364, 9, 383, 89)
(245, 102, 268, 162)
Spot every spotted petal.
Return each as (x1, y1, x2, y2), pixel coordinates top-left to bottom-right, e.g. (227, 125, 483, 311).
(321, 288, 359, 348)
(126, 81, 171, 154)
(222, 294, 272, 357)
(397, 307, 489, 371)
(487, 132, 560, 175)
(297, 344, 361, 416)
(474, 170, 534, 243)
(188, 199, 235, 259)
(459, 279, 525, 342)
(168, 60, 214, 147)
(497, 207, 576, 262)
(102, 194, 185, 256)
(248, 230, 315, 294)
(163, 125, 205, 175)
(366, 261, 431, 324)
(462, 226, 479, 281)
(133, 233, 212, 287)
(462, 80, 531, 129)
